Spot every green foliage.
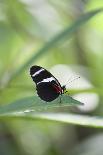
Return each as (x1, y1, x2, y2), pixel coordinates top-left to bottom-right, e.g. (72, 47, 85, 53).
(0, 95, 83, 114)
(10, 8, 103, 80)
(0, 0, 103, 155)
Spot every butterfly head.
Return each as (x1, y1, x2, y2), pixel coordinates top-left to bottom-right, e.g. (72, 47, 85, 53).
(62, 85, 67, 94)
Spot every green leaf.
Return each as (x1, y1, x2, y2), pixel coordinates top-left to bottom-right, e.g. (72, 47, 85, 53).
(0, 95, 103, 128)
(0, 95, 83, 115)
(11, 8, 103, 80)
(0, 111, 103, 128)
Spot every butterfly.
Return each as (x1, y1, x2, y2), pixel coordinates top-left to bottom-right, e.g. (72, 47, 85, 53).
(30, 65, 67, 102)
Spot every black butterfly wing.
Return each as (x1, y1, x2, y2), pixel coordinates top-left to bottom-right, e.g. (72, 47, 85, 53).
(30, 65, 61, 86)
(30, 65, 62, 102)
(36, 82, 60, 102)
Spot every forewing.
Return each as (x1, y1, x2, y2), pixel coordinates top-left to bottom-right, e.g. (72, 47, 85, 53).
(30, 65, 61, 86)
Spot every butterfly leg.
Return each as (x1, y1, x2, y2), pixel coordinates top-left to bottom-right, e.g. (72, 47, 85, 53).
(59, 95, 62, 104)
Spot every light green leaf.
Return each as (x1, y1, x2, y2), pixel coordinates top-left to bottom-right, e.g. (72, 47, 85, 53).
(0, 111, 103, 128)
(11, 8, 103, 80)
(0, 95, 83, 114)
(0, 95, 103, 128)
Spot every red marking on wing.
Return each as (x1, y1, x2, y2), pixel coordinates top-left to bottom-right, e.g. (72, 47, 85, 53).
(53, 84, 62, 93)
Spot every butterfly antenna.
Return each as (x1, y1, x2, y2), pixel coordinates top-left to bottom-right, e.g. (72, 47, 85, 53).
(64, 76, 80, 86)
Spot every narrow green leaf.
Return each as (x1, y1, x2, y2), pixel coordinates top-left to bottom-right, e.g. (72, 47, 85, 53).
(11, 8, 103, 80)
(0, 95, 103, 128)
(24, 113, 103, 128)
(0, 112, 103, 128)
(0, 95, 83, 115)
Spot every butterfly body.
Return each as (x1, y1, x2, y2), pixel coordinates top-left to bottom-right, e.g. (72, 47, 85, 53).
(30, 66, 66, 102)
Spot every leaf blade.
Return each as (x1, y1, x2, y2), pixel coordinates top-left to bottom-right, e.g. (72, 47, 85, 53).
(0, 95, 83, 114)
(0, 112, 103, 128)
(11, 8, 103, 79)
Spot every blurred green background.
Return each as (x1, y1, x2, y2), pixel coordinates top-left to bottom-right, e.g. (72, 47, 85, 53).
(0, 0, 103, 155)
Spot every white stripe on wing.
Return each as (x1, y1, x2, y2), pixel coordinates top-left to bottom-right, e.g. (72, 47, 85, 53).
(32, 68, 44, 77)
(37, 77, 56, 85)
